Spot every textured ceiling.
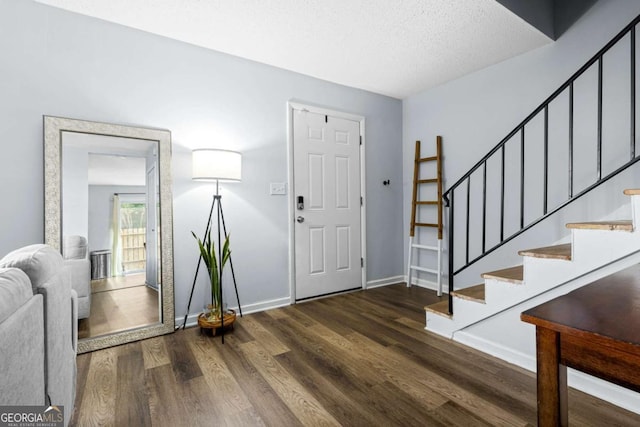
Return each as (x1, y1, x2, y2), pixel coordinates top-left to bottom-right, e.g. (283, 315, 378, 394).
(35, 0, 552, 99)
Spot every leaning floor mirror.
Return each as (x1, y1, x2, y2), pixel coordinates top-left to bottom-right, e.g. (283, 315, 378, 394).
(44, 116, 175, 353)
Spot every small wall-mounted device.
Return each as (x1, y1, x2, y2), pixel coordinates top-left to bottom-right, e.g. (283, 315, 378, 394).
(297, 196, 304, 210)
(383, 179, 391, 186)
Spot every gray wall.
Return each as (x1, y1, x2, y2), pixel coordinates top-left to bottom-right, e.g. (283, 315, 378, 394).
(0, 0, 403, 316)
(61, 144, 88, 238)
(403, 0, 640, 288)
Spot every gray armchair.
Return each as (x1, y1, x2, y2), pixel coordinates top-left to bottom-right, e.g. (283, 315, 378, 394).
(63, 235, 91, 319)
(0, 267, 46, 406)
(0, 244, 77, 426)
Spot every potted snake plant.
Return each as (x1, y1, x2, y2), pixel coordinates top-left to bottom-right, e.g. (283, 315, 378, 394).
(192, 230, 231, 321)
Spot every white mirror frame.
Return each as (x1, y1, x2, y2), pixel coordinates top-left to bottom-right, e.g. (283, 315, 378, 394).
(44, 116, 175, 353)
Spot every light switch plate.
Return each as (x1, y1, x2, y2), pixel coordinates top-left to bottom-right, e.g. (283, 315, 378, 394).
(270, 182, 286, 195)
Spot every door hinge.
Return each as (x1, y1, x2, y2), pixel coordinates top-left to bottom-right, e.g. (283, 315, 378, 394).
(361, 257, 364, 268)
(359, 135, 362, 145)
(325, 115, 328, 123)
(360, 196, 363, 206)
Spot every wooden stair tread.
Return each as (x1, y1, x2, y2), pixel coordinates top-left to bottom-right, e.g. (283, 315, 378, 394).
(623, 189, 640, 195)
(481, 265, 523, 284)
(566, 220, 633, 231)
(451, 284, 485, 303)
(518, 243, 572, 260)
(424, 300, 452, 318)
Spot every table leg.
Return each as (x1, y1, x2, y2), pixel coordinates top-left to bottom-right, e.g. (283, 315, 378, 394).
(536, 326, 568, 427)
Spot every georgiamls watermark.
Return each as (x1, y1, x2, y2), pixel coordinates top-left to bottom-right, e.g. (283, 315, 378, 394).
(0, 406, 63, 427)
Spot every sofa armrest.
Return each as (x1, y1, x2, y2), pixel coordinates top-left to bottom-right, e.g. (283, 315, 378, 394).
(70, 289, 78, 353)
(64, 258, 90, 298)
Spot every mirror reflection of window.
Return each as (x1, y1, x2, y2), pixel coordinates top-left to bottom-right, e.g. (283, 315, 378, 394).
(119, 199, 147, 274)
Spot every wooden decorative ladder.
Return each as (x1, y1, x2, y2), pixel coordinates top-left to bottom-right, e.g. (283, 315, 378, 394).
(407, 137, 443, 295)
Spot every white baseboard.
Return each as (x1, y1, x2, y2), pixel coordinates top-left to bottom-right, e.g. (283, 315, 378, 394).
(454, 331, 535, 371)
(175, 296, 291, 329)
(366, 274, 447, 294)
(453, 331, 640, 415)
(405, 275, 447, 294)
(177, 277, 418, 328)
(366, 275, 405, 289)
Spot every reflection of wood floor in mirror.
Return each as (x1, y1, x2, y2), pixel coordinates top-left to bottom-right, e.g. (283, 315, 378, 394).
(79, 274, 159, 340)
(91, 272, 149, 293)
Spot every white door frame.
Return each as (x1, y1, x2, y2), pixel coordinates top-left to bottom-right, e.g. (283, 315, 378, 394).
(287, 101, 367, 304)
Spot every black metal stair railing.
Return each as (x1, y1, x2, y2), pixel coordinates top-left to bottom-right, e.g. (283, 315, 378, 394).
(443, 14, 640, 315)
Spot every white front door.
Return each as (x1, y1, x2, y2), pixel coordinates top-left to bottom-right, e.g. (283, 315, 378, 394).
(293, 109, 362, 300)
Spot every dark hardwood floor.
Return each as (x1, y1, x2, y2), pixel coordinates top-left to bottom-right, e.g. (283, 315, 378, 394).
(70, 284, 640, 426)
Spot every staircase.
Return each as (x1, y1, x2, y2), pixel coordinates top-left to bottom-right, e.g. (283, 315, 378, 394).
(416, 12, 640, 414)
(428, 13, 640, 328)
(426, 188, 640, 337)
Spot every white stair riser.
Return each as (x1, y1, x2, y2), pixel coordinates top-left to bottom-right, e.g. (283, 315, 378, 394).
(428, 228, 640, 335)
(428, 250, 640, 338)
(425, 193, 640, 414)
(631, 194, 640, 226)
(572, 229, 638, 262)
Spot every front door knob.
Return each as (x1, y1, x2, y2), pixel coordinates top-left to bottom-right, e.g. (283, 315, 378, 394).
(296, 216, 305, 223)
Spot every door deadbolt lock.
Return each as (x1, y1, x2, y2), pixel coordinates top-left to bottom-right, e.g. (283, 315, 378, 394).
(297, 196, 304, 210)
(296, 216, 305, 223)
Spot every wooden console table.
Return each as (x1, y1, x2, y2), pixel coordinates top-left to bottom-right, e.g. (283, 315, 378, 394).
(521, 264, 640, 426)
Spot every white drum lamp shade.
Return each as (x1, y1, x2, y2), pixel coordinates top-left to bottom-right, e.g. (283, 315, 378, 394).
(192, 149, 242, 181)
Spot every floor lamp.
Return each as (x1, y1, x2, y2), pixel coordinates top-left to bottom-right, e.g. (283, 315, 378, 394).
(181, 148, 243, 341)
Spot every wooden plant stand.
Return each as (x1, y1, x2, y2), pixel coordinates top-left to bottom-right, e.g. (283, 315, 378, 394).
(197, 309, 236, 336)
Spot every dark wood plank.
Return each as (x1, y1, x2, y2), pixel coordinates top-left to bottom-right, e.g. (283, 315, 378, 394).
(227, 318, 257, 343)
(176, 376, 220, 425)
(274, 351, 381, 426)
(145, 364, 188, 427)
(369, 380, 447, 426)
(165, 331, 203, 383)
(428, 400, 494, 427)
(70, 284, 640, 426)
(215, 334, 303, 427)
(188, 332, 255, 417)
(72, 347, 118, 426)
(115, 349, 152, 427)
(140, 336, 170, 369)
(68, 352, 91, 426)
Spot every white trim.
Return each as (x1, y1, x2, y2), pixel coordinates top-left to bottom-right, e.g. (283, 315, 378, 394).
(178, 297, 291, 328)
(287, 100, 367, 302)
(360, 119, 368, 290)
(366, 275, 405, 289)
(454, 331, 535, 371)
(287, 103, 296, 304)
(289, 101, 365, 123)
(404, 275, 447, 293)
(454, 331, 640, 415)
(406, 236, 413, 288)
